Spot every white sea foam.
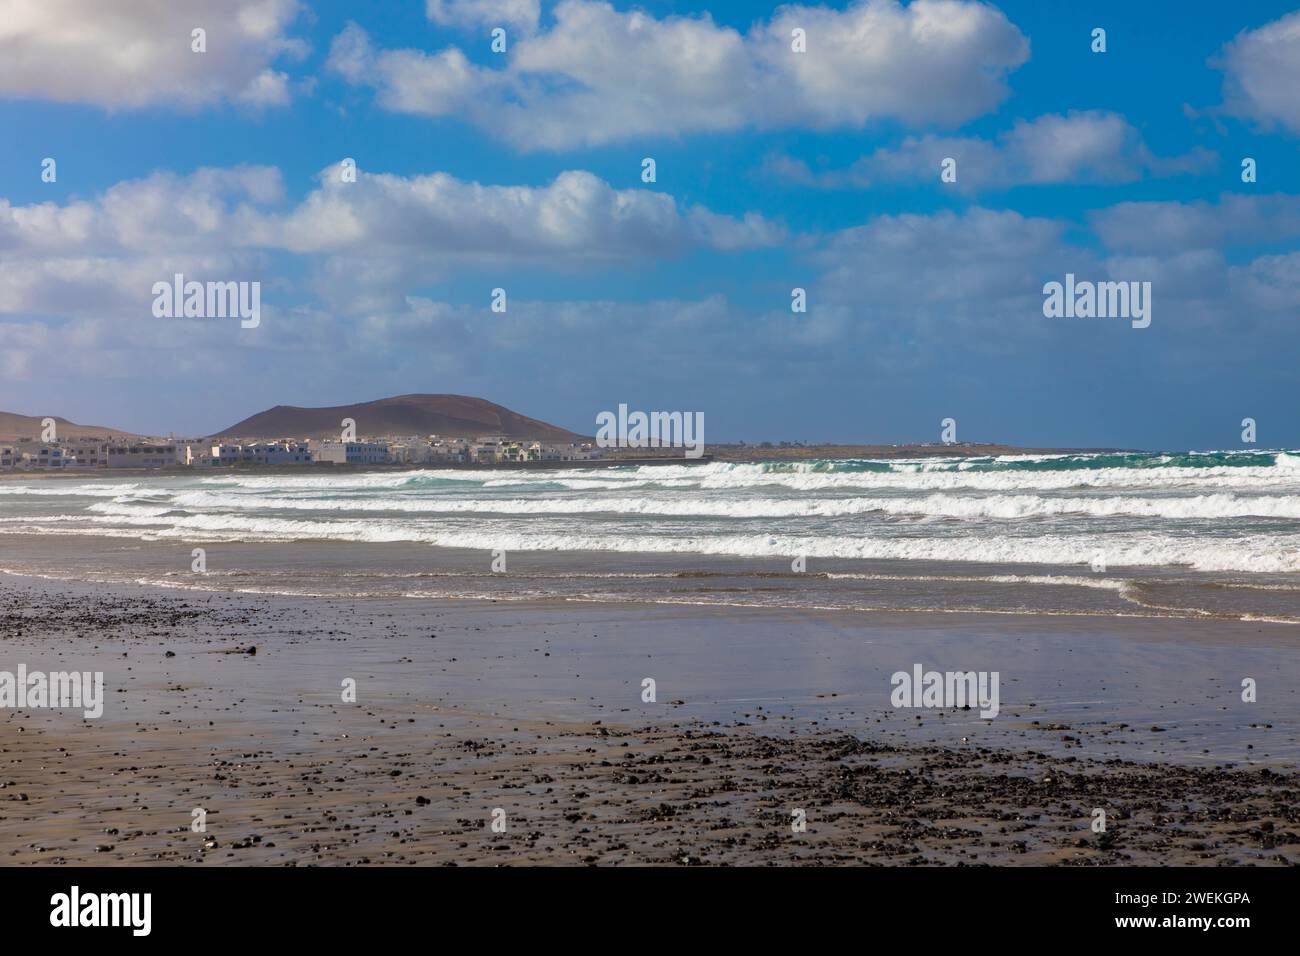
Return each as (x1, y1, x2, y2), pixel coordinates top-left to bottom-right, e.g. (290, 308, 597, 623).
(83, 488, 1300, 521)
(13, 510, 1294, 573)
(0, 483, 143, 496)
(6, 451, 1300, 575)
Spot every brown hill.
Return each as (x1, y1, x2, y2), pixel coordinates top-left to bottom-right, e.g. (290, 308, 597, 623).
(0, 411, 138, 442)
(213, 394, 584, 441)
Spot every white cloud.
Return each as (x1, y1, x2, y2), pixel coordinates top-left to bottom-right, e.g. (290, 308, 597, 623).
(1216, 10, 1300, 134)
(0, 162, 780, 328)
(1090, 194, 1300, 253)
(0, 165, 284, 258)
(236, 69, 293, 107)
(751, 0, 1028, 127)
(770, 111, 1215, 190)
(1234, 250, 1300, 312)
(275, 166, 782, 262)
(0, 162, 776, 266)
(329, 0, 1030, 149)
(5, 192, 1300, 439)
(811, 207, 1081, 352)
(426, 0, 541, 34)
(999, 112, 1208, 183)
(0, 251, 264, 320)
(0, 0, 306, 109)
(798, 200, 1292, 357)
(6, 161, 1300, 403)
(327, 23, 493, 118)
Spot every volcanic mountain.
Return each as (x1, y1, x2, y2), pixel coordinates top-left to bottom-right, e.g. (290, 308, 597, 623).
(0, 412, 138, 442)
(213, 394, 585, 441)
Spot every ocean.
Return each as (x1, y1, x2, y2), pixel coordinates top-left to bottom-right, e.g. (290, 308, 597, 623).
(3, 450, 1300, 623)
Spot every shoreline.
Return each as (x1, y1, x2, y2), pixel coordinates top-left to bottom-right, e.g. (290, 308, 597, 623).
(0, 456, 714, 479)
(3, 532, 1299, 627)
(0, 442, 1164, 478)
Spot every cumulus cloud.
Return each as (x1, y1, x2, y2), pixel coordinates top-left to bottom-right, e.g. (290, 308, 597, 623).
(276, 166, 783, 262)
(795, 195, 1300, 363)
(1089, 194, 1300, 253)
(0, 165, 284, 257)
(1215, 10, 1300, 134)
(236, 69, 293, 107)
(770, 111, 1216, 190)
(0, 0, 307, 109)
(0, 162, 776, 263)
(426, 0, 541, 34)
(7, 166, 1299, 354)
(329, 0, 1030, 149)
(808, 207, 1082, 357)
(815, 207, 1071, 296)
(0, 162, 780, 325)
(326, 23, 490, 117)
(1234, 250, 1300, 312)
(5, 181, 1300, 440)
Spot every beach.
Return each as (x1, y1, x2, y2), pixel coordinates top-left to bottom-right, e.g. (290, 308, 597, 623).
(6, 0, 1300, 914)
(1, 558, 1296, 866)
(2, 452, 1298, 866)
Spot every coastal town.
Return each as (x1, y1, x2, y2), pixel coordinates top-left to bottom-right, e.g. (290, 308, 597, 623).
(0, 434, 604, 470)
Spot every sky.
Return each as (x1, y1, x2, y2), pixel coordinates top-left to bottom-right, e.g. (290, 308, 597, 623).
(1, 0, 1298, 449)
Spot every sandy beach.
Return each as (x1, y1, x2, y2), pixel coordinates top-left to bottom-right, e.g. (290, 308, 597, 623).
(2, 566, 1296, 866)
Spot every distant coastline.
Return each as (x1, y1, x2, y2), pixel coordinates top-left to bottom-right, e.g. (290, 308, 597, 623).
(0, 443, 1146, 479)
(0, 455, 712, 479)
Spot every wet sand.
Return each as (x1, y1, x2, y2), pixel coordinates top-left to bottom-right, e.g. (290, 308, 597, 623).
(6, 533, 1299, 625)
(1, 572, 1297, 866)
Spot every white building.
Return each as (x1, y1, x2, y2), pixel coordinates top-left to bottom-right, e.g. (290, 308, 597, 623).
(312, 441, 390, 464)
(10, 442, 69, 468)
(171, 440, 210, 466)
(539, 441, 601, 461)
(257, 442, 312, 465)
(209, 442, 312, 465)
(103, 443, 178, 468)
(386, 438, 436, 464)
(58, 437, 111, 467)
(429, 438, 470, 462)
(0, 439, 191, 469)
(210, 443, 243, 465)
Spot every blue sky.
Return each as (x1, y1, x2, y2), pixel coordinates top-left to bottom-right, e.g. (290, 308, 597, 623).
(1, 0, 1298, 449)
